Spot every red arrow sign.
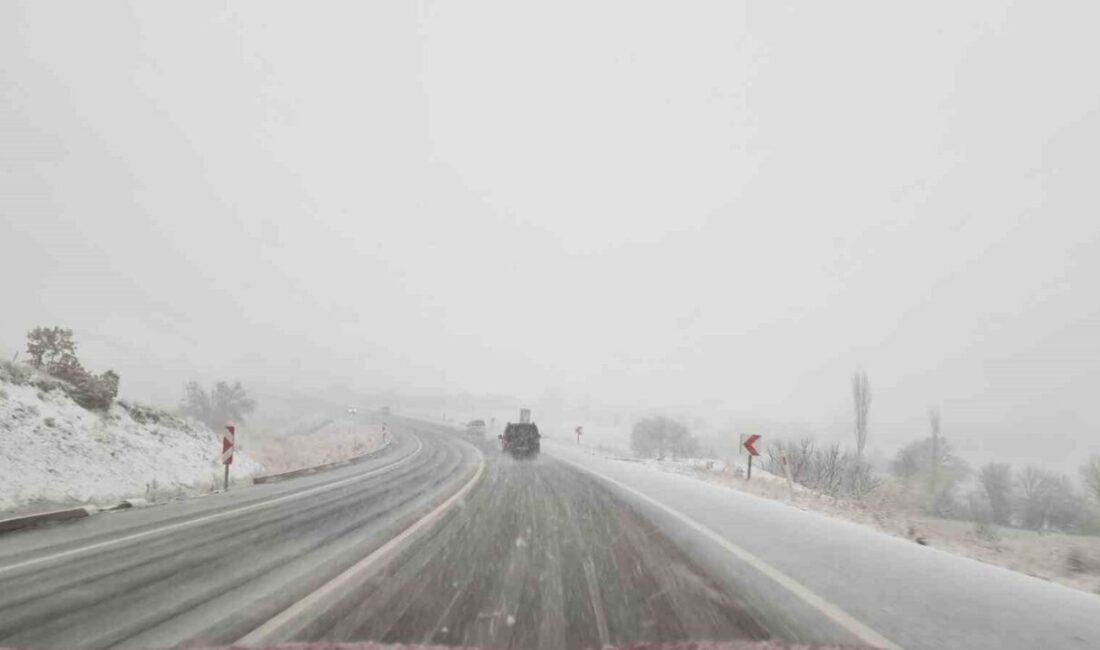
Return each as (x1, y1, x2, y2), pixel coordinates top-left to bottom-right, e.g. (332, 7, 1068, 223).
(743, 434, 761, 456)
(223, 425, 235, 465)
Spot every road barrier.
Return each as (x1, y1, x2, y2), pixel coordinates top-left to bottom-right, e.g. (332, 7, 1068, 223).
(0, 505, 98, 534)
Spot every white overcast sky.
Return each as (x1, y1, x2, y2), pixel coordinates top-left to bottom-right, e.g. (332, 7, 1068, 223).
(2, 1, 1098, 462)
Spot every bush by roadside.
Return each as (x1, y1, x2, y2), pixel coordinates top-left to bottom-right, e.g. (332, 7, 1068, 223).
(676, 457, 1100, 596)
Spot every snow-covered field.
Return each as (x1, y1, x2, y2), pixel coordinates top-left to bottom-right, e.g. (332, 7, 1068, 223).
(0, 378, 263, 515)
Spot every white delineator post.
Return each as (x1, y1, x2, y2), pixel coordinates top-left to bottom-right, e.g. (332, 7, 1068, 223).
(223, 425, 235, 490)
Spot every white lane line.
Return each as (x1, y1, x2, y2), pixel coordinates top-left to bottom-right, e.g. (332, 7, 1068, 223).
(237, 448, 487, 645)
(552, 453, 904, 650)
(0, 437, 425, 577)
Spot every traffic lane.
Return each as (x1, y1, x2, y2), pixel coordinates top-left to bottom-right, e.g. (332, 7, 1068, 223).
(0, 428, 480, 649)
(299, 451, 771, 650)
(0, 427, 470, 649)
(0, 419, 418, 567)
(548, 442, 1100, 650)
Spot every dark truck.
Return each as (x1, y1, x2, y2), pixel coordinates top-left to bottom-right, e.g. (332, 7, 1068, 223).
(500, 409, 540, 458)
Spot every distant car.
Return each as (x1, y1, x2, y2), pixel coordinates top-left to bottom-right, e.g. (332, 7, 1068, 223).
(466, 419, 486, 437)
(500, 421, 540, 458)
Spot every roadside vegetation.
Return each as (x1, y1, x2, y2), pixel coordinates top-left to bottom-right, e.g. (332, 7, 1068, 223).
(630, 415, 700, 459)
(179, 380, 257, 430)
(3, 326, 120, 409)
(626, 370, 1100, 595)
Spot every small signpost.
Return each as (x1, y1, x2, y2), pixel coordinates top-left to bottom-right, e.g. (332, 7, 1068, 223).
(742, 434, 761, 480)
(575, 425, 583, 445)
(222, 425, 235, 490)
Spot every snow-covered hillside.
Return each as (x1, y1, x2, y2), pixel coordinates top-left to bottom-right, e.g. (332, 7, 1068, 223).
(0, 377, 263, 514)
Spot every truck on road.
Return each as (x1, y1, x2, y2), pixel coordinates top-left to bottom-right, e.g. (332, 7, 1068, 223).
(500, 409, 540, 458)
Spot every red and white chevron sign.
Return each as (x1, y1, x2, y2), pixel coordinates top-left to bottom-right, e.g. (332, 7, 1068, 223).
(222, 425, 235, 465)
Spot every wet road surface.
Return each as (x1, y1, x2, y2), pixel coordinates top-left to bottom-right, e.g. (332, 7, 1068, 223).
(0, 419, 479, 649)
(301, 448, 771, 649)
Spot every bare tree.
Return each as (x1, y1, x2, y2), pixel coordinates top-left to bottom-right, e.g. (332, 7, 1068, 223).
(766, 438, 877, 498)
(891, 443, 922, 486)
(1081, 455, 1100, 503)
(928, 407, 941, 495)
(978, 463, 1014, 526)
(181, 381, 257, 430)
(630, 416, 698, 459)
(1017, 466, 1082, 531)
(892, 433, 969, 516)
(851, 370, 871, 457)
(25, 326, 77, 372)
(765, 438, 815, 483)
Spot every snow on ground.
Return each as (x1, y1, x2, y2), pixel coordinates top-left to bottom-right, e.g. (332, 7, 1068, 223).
(0, 378, 263, 515)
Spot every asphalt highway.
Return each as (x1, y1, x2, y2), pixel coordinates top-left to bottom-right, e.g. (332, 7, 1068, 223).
(0, 420, 853, 650)
(0, 418, 479, 649)
(297, 450, 774, 649)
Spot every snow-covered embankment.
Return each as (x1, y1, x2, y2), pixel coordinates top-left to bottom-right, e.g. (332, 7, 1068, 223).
(0, 377, 263, 514)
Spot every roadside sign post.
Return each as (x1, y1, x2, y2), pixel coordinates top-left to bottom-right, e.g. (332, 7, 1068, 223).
(576, 426, 583, 445)
(742, 434, 761, 480)
(223, 425, 235, 490)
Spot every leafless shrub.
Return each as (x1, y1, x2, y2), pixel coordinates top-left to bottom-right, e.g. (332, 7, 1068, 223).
(765, 439, 877, 498)
(1067, 548, 1089, 574)
(852, 370, 870, 457)
(974, 520, 1001, 543)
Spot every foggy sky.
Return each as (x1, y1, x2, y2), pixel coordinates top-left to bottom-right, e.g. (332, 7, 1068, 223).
(2, 2, 1098, 467)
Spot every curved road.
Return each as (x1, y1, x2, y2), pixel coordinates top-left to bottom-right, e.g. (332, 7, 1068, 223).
(294, 451, 772, 649)
(8, 418, 1095, 650)
(0, 419, 479, 649)
(0, 419, 855, 650)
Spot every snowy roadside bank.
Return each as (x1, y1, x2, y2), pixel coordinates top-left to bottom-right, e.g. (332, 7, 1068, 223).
(0, 379, 264, 516)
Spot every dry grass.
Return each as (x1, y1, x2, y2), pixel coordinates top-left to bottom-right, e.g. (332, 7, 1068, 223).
(247, 420, 388, 474)
(689, 464, 1100, 596)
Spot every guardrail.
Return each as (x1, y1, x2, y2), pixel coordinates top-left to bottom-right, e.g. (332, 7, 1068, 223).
(0, 505, 98, 534)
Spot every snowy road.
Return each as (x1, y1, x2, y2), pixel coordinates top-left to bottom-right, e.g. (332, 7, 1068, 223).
(0, 419, 479, 649)
(3, 421, 1099, 650)
(295, 451, 774, 648)
(545, 440, 1100, 650)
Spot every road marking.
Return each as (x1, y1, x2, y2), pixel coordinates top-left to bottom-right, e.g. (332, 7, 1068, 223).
(583, 557, 611, 647)
(552, 453, 904, 650)
(236, 447, 487, 645)
(0, 437, 425, 577)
